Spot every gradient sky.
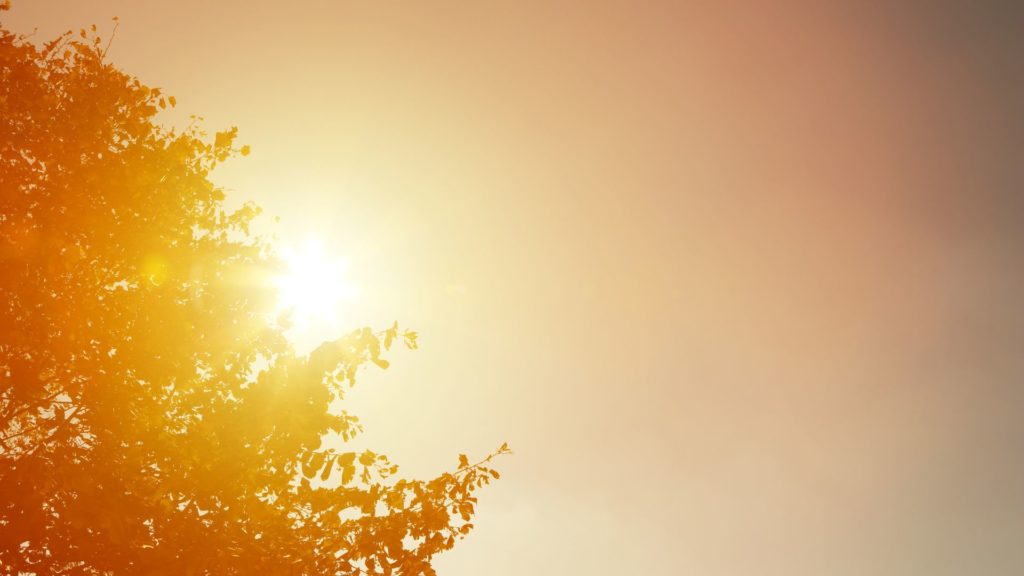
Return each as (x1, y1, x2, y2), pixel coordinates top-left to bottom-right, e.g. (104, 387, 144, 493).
(7, 1, 1024, 574)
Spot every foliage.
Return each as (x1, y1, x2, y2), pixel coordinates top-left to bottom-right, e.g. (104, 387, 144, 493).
(0, 16, 506, 575)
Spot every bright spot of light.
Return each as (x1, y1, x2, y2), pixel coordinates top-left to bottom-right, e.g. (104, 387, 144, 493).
(274, 239, 358, 333)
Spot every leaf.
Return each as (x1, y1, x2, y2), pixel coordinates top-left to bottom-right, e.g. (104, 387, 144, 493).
(403, 330, 419, 350)
(383, 321, 398, 350)
(305, 452, 326, 478)
(240, 145, 251, 157)
(458, 454, 469, 469)
(320, 455, 335, 482)
(359, 450, 376, 467)
(338, 452, 356, 484)
(214, 127, 238, 149)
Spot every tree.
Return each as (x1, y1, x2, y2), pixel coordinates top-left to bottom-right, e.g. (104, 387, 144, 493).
(0, 13, 506, 575)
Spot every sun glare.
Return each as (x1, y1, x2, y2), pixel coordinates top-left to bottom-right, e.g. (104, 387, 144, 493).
(274, 240, 357, 332)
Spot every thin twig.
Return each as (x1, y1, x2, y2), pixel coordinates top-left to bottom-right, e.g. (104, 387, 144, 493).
(101, 18, 119, 60)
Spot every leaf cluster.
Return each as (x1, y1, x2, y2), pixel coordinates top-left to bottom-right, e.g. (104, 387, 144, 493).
(0, 21, 505, 575)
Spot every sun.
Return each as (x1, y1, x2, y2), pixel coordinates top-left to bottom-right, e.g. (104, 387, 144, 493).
(273, 239, 357, 331)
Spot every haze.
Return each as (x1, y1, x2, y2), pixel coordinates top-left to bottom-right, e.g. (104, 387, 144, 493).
(7, 2, 1024, 574)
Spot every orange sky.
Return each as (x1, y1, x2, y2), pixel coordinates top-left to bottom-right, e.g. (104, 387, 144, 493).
(7, 2, 1024, 574)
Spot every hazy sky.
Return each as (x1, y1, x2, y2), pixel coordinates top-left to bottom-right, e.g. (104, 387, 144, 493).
(6, 1, 1024, 574)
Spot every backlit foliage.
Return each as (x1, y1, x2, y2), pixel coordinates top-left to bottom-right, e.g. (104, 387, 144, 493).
(0, 14, 506, 575)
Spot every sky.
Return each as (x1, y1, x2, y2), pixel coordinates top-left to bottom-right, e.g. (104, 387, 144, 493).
(6, 1, 1024, 574)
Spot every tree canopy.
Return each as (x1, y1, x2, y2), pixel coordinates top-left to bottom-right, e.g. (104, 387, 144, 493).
(0, 13, 505, 575)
